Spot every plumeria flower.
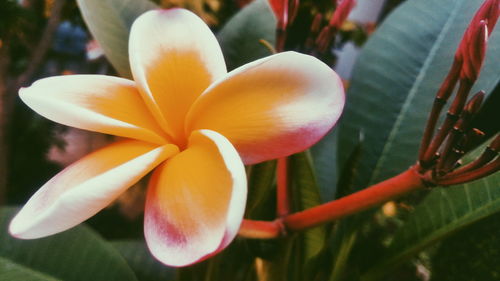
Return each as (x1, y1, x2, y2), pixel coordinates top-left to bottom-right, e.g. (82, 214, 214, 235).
(9, 9, 344, 266)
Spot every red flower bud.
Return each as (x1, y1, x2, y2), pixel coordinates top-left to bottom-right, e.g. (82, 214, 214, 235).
(329, 0, 356, 29)
(456, 0, 499, 81)
(269, 0, 289, 30)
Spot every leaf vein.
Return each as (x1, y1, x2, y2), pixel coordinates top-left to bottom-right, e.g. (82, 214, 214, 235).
(368, 1, 464, 184)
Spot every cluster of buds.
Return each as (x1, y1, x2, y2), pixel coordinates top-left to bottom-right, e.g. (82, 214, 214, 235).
(269, 0, 300, 51)
(315, 0, 357, 54)
(418, 0, 499, 186)
(269, 0, 357, 55)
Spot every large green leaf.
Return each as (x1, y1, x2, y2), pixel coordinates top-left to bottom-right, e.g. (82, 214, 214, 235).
(338, 0, 500, 190)
(430, 212, 500, 281)
(0, 207, 137, 281)
(0, 256, 58, 281)
(217, 0, 276, 70)
(361, 138, 499, 279)
(362, 173, 500, 281)
(335, 0, 500, 279)
(76, 0, 157, 78)
(112, 240, 174, 281)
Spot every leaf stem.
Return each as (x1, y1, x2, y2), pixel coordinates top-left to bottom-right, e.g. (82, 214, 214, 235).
(17, 0, 66, 87)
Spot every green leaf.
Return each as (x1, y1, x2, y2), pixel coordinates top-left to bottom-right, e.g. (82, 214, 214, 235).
(261, 237, 303, 281)
(327, 134, 365, 281)
(112, 240, 175, 281)
(76, 0, 158, 78)
(362, 172, 500, 281)
(335, 0, 500, 278)
(310, 129, 339, 202)
(327, 221, 359, 281)
(217, 0, 276, 70)
(336, 131, 365, 198)
(0, 207, 137, 281)
(0, 256, 59, 281)
(289, 151, 326, 262)
(430, 212, 500, 281)
(175, 240, 256, 281)
(338, 0, 500, 190)
(246, 160, 277, 219)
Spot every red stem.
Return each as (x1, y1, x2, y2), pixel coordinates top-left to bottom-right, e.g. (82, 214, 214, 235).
(239, 167, 424, 238)
(275, 0, 289, 53)
(284, 167, 423, 230)
(276, 157, 290, 217)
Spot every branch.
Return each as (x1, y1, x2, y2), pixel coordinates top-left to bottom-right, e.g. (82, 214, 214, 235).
(0, 43, 11, 205)
(16, 0, 66, 87)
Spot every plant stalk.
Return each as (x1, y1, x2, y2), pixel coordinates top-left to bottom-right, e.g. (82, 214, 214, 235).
(276, 157, 291, 217)
(239, 167, 425, 238)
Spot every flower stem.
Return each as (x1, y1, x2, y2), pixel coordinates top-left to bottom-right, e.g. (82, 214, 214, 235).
(421, 80, 473, 165)
(418, 58, 461, 163)
(239, 167, 425, 238)
(284, 167, 424, 230)
(276, 157, 291, 217)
